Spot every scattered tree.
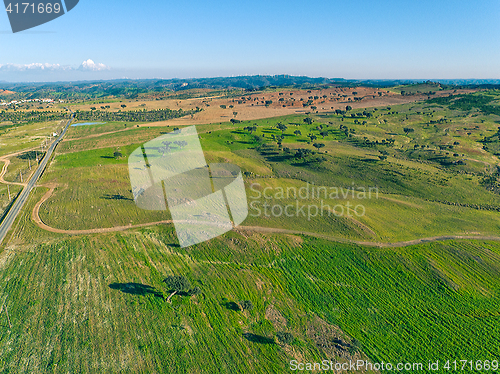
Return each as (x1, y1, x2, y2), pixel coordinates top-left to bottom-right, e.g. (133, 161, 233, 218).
(245, 125, 258, 134)
(313, 143, 325, 151)
(294, 148, 312, 159)
(276, 123, 288, 134)
(163, 275, 192, 303)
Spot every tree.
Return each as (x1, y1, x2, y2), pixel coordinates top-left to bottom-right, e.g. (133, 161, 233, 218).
(319, 130, 329, 138)
(276, 123, 288, 134)
(113, 149, 123, 159)
(403, 127, 414, 135)
(294, 148, 312, 159)
(294, 130, 301, 136)
(308, 134, 317, 142)
(121, 104, 127, 108)
(245, 125, 257, 134)
(303, 117, 313, 125)
(163, 275, 192, 303)
(346, 105, 352, 111)
(313, 143, 325, 151)
(276, 332, 294, 345)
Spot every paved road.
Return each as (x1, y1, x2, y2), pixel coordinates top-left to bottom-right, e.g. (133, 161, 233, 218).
(0, 112, 74, 246)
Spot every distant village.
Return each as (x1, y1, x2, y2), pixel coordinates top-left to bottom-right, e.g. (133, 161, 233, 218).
(0, 98, 64, 107)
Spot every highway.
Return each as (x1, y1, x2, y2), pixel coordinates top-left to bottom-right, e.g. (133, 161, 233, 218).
(0, 111, 74, 246)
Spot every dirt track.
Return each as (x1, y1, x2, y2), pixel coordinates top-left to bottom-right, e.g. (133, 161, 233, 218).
(10, 87, 499, 248)
(0, 147, 39, 187)
(31, 186, 500, 248)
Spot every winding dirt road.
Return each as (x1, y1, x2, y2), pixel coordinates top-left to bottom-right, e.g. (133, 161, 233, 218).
(0, 147, 40, 187)
(30, 185, 500, 248)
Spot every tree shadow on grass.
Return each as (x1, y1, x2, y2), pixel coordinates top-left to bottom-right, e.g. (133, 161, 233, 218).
(266, 155, 292, 162)
(109, 283, 164, 298)
(243, 333, 275, 344)
(224, 301, 241, 311)
(101, 194, 133, 201)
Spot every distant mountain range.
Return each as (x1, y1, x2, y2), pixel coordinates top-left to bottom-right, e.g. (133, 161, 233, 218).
(0, 75, 499, 99)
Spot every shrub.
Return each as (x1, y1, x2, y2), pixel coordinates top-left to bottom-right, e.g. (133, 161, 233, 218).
(276, 332, 294, 345)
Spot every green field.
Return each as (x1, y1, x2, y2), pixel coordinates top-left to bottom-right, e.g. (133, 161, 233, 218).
(1, 206, 499, 372)
(1, 88, 500, 373)
(36, 93, 500, 242)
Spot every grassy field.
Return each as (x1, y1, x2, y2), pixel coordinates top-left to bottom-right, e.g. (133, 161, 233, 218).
(1, 199, 499, 373)
(1, 87, 500, 373)
(0, 183, 22, 220)
(0, 120, 64, 157)
(35, 94, 500, 243)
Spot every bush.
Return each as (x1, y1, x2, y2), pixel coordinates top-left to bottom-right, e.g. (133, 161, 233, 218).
(349, 339, 361, 354)
(276, 332, 294, 345)
(239, 300, 253, 311)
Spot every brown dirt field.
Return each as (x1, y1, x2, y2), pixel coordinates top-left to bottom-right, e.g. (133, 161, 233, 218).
(0, 89, 16, 95)
(65, 87, 477, 129)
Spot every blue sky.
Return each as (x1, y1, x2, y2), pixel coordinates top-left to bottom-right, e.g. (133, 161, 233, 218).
(1, 0, 499, 81)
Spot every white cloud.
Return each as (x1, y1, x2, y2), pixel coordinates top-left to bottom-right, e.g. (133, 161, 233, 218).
(0, 63, 71, 71)
(0, 60, 110, 72)
(78, 59, 110, 71)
